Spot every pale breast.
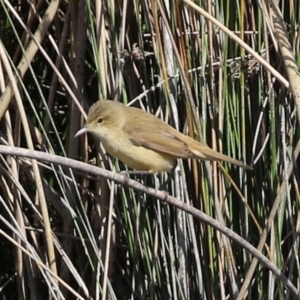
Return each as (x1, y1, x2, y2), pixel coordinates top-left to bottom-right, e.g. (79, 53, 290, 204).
(101, 131, 176, 172)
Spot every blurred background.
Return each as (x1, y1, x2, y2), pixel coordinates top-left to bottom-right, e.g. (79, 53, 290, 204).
(0, 0, 299, 299)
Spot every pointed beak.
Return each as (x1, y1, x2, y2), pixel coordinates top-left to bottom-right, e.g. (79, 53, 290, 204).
(74, 126, 89, 138)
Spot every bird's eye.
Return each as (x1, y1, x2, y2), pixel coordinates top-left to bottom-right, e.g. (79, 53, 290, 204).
(97, 117, 104, 124)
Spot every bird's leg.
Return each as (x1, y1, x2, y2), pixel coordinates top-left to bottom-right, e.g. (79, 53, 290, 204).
(119, 170, 157, 190)
(119, 170, 172, 192)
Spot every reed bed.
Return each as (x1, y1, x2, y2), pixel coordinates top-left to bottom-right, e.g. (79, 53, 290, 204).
(0, 0, 299, 299)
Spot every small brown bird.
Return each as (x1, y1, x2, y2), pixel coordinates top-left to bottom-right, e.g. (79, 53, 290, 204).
(75, 100, 252, 172)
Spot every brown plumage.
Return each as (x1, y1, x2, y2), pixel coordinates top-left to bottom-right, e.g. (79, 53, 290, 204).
(75, 100, 252, 172)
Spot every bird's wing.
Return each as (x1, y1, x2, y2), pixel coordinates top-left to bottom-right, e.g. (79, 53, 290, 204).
(125, 122, 195, 158)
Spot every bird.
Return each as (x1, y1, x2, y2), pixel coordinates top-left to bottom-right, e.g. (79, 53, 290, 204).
(75, 100, 252, 172)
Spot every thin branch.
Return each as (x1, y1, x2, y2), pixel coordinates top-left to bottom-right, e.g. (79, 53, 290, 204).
(0, 145, 298, 297)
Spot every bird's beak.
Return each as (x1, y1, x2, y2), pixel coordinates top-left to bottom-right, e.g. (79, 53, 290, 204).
(74, 126, 89, 138)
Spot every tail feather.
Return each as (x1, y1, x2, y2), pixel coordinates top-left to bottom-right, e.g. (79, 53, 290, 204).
(191, 144, 253, 170)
